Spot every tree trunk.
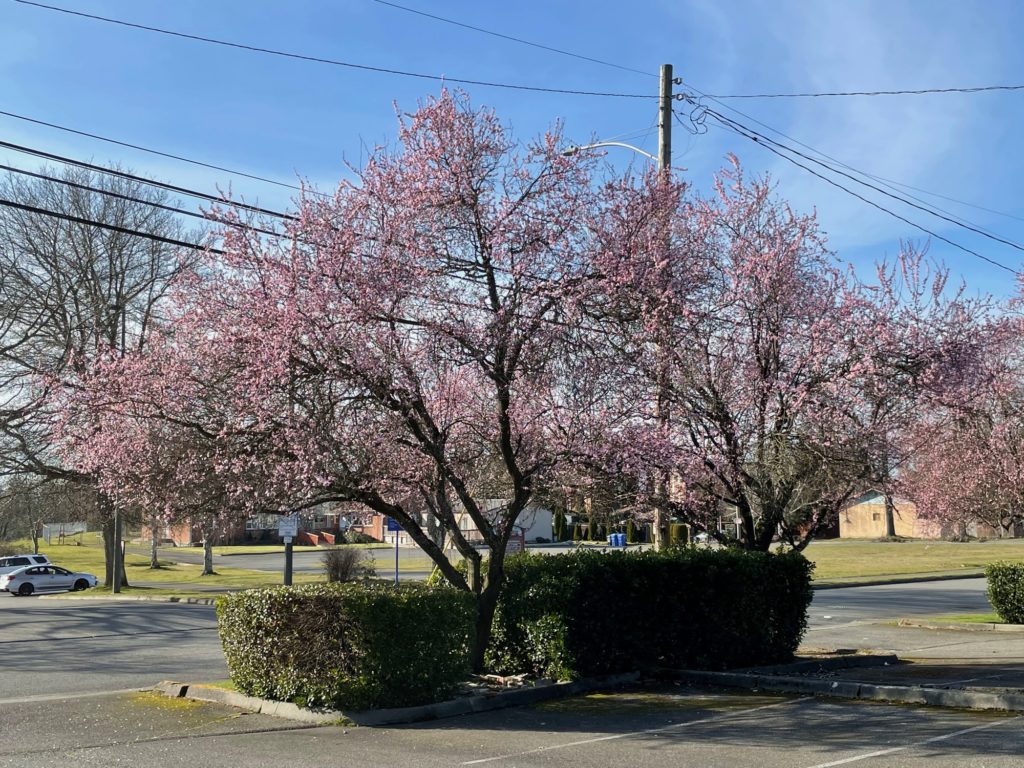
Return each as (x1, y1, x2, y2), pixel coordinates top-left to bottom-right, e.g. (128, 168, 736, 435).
(884, 492, 897, 538)
(150, 517, 161, 569)
(201, 523, 216, 575)
(101, 516, 130, 589)
(30, 520, 41, 555)
(102, 517, 115, 587)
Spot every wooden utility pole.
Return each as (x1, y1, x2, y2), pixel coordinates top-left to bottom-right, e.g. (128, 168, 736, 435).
(653, 63, 673, 551)
(658, 63, 673, 173)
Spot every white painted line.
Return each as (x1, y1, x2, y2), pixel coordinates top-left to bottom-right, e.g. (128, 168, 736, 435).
(0, 688, 148, 706)
(461, 696, 813, 765)
(803, 715, 1021, 768)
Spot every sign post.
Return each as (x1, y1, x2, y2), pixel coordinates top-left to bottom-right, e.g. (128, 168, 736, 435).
(385, 516, 401, 585)
(278, 515, 299, 586)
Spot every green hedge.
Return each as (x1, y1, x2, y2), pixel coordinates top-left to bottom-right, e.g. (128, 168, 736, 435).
(486, 548, 813, 680)
(217, 582, 476, 710)
(986, 562, 1024, 624)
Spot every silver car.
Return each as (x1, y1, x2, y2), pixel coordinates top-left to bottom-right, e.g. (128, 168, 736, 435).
(0, 565, 98, 596)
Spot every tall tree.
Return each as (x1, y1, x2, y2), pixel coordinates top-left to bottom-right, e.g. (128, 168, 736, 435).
(60, 91, 677, 667)
(0, 164, 197, 585)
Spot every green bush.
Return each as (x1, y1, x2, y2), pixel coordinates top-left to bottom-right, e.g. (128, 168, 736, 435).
(217, 582, 475, 710)
(487, 548, 813, 680)
(323, 547, 376, 582)
(986, 562, 1024, 624)
(668, 523, 688, 546)
(626, 519, 638, 544)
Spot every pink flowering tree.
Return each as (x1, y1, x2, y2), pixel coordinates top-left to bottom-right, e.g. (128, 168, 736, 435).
(854, 249, 1003, 537)
(588, 162, 961, 551)
(61, 90, 680, 667)
(900, 307, 1023, 538)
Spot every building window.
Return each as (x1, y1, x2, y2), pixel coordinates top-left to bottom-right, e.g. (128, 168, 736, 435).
(872, 513, 881, 522)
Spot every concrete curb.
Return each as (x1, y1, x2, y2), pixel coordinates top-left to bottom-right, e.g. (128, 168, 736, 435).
(157, 672, 642, 726)
(667, 669, 1024, 713)
(813, 572, 984, 590)
(897, 618, 1024, 633)
(739, 654, 900, 675)
(44, 594, 219, 605)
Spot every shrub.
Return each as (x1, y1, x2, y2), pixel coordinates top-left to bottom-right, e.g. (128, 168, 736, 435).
(626, 519, 638, 544)
(986, 562, 1024, 624)
(487, 548, 813, 680)
(0, 541, 21, 557)
(217, 582, 476, 710)
(668, 523, 688, 546)
(323, 547, 376, 582)
(342, 530, 379, 545)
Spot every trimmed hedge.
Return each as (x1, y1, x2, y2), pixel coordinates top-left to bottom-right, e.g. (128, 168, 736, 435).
(217, 582, 475, 710)
(486, 548, 813, 680)
(986, 562, 1024, 624)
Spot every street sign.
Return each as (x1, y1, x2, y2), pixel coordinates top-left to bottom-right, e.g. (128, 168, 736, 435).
(278, 515, 299, 538)
(385, 517, 401, 532)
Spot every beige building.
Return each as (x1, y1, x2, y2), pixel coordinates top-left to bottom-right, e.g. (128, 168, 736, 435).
(839, 490, 941, 539)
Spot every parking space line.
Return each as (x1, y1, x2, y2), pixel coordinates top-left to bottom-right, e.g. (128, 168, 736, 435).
(802, 716, 1021, 768)
(460, 696, 813, 765)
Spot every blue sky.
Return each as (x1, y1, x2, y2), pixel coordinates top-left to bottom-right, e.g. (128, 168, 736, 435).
(2, 0, 1023, 297)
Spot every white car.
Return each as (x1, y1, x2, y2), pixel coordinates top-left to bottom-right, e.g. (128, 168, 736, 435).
(0, 565, 98, 596)
(0, 554, 51, 575)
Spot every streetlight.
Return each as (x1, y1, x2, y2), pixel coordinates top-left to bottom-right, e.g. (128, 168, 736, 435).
(562, 142, 657, 163)
(563, 65, 676, 550)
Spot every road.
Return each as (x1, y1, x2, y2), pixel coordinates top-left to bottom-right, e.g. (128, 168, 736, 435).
(0, 577, 1015, 767)
(0, 576, 995, 701)
(0, 596, 225, 699)
(808, 578, 992, 629)
(1, 686, 1021, 767)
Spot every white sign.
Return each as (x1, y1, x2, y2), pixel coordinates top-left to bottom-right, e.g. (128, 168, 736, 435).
(278, 516, 299, 538)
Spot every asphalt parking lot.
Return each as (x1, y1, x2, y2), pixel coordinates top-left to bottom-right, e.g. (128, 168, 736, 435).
(1, 686, 1022, 767)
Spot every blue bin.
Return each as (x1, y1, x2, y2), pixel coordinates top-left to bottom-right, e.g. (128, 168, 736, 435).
(613, 533, 625, 547)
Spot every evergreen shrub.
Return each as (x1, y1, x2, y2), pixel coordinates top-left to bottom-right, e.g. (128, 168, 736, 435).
(986, 562, 1024, 624)
(487, 548, 813, 679)
(217, 582, 475, 710)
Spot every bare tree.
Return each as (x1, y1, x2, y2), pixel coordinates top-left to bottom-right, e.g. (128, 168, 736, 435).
(0, 164, 200, 585)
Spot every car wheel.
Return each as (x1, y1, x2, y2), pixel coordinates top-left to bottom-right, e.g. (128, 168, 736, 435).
(17, 583, 34, 596)
(73, 579, 89, 591)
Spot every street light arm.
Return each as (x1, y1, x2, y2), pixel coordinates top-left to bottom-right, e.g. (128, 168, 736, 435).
(562, 141, 658, 162)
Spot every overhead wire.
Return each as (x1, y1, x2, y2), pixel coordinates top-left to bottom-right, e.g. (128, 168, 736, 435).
(370, 0, 655, 79)
(0, 196, 225, 254)
(677, 87, 1024, 232)
(696, 107, 1024, 255)
(706, 84, 1024, 99)
(14, 1, 656, 100)
(0, 109, 319, 197)
(694, 110, 1020, 276)
(0, 138, 298, 222)
(0, 162, 286, 238)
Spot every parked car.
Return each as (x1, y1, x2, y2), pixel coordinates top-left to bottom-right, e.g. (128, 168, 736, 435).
(0, 565, 97, 596)
(0, 554, 51, 575)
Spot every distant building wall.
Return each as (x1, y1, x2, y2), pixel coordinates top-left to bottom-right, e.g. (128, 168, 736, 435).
(840, 492, 941, 539)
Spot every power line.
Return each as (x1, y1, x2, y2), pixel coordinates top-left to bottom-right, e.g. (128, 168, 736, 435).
(0, 109, 314, 196)
(707, 84, 1024, 99)
(0, 138, 297, 221)
(0, 196, 224, 254)
(699, 107, 1024, 255)
(371, 0, 655, 79)
(699, 110, 1019, 276)
(15, 1, 655, 100)
(680, 84, 1024, 240)
(0, 163, 286, 238)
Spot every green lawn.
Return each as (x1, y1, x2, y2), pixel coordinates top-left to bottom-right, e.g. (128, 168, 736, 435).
(14, 537, 323, 591)
(803, 538, 1024, 581)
